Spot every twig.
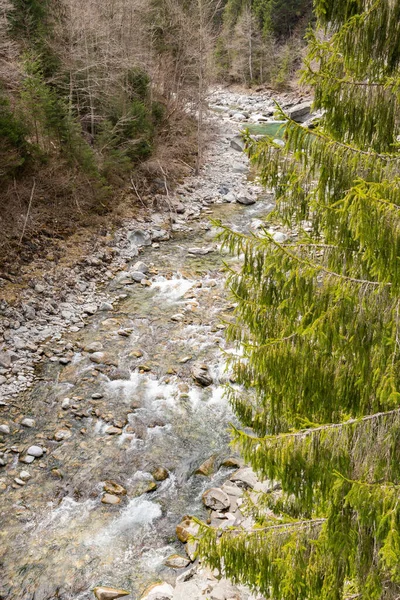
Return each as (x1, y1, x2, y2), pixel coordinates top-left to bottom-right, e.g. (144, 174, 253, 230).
(130, 176, 147, 210)
(19, 178, 36, 246)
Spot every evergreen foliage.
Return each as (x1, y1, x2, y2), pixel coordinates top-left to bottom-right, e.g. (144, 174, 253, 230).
(198, 0, 400, 597)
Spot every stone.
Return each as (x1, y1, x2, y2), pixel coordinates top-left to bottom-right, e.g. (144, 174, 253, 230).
(152, 467, 169, 482)
(19, 471, 31, 481)
(20, 454, 35, 464)
(21, 418, 35, 428)
(132, 261, 150, 274)
(27, 445, 44, 458)
(140, 582, 174, 600)
(83, 303, 97, 315)
(105, 426, 123, 435)
(176, 517, 200, 543)
(188, 247, 213, 255)
(237, 196, 256, 206)
(191, 365, 213, 387)
(195, 455, 216, 476)
(62, 398, 71, 410)
(0, 424, 10, 435)
(84, 342, 104, 353)
(287, 101, 312, 122)
(101, 493, 121, 505)
(163, 554, 190, 569)
(202, 488, 230, 511)
(103, 481, 127, 496)
(109, 368, 131, 381)
(54, 429, 72, 442)
(130, 271, 147, 283)
(230, 467, 258, 489)
(90, 353, 118, 366)
(93, 586, 130, 600)
(221, 457, 243, 469)
(99, 302, 114, 311)
(230, 136, 245, 152)
(0, 352, 12, 369)
(128, 229, 152, 247)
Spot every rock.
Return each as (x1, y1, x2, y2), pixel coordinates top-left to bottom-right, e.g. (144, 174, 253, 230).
(101, 493, 121, 505)
(176, 566, 197, 583)
(224, 192, 236, 203)
(90, 352, 118, 366)
(152, 467, 169, 482)
(195, 455, 216, 476)
(287, 101, 312, 122)
(109, 368, 131, 381)
(54, 429, 72, 442)
(84, 342, 104, 353)
(133, 261, 150, 274)
(188, 247, 213, 255)
(99, 302, 114, 311)
(171, 314, 184, 322)
(21, 418, 35, 428)
(19, 471, 31, 481)
(202, 488, 230, 511)
(83, 303, 98, 315)
(105, 426, 123, 435)
(0, 352, 12, 369)
(61, 398, 71, 410)
(104, 481, 127, 496)
(232, 163, 248, 174)
(130, 271, 147, 283)
(176, 517, 200, 543)
(230, 467, 258, 489)
(27, 445, 44, 458)
(230, 136, 245, 152)
(20, 454, 35, 464)
(232, 112, 247, 121)
(128, 229, 152, 247)
(0, 424, 10, 435)
(237, 196, 256, 206)
(93, 586, 130, 599)
(185, 540, 198, 561)
(161, 554, 190, 571)
(140, 582, 174, 600)
(191, 365, 213, 387)
(151, 229, 170, 242)
(221, 457, 244, 469)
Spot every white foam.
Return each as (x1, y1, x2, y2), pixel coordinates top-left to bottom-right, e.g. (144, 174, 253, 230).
(151, 276, 194, 302)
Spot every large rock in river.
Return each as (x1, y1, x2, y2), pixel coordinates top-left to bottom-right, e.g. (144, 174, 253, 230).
(202, 487, 230, 511)
(93, 586, 130, 600)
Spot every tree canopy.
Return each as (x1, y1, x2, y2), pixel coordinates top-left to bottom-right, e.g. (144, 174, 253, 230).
(198, 0, 400, 598)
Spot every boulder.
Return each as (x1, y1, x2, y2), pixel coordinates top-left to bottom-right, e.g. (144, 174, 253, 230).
(163, 554, 190, 569)
(130, 271, 147, 283)
(237, 196, 256, 206)
(104, 481, 127, 496)
(286, 101, 312, 122)
(191, 365, 213, 387)
(132, 261, 150, 274)
(128, 229, 152, 247)
(230, 467, 258, 489)
(202, 488, 230, 511)
(195, 455, 216, 476)
(140, 582, 174, 600)
(93, 586, 130, 600)
(176, 517, 199, 543)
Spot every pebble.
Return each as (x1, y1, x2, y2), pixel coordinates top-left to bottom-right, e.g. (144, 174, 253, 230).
(105, 426, 123, 435)
(0, 424, 10, 434)
(101, 493, 121, 505)
(19, 471, 31, 481)
(21, 418, 35, 428)
(27, 445, 44, 458)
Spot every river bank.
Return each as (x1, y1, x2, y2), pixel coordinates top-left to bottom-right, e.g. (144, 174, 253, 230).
(0, 87, 310, 600)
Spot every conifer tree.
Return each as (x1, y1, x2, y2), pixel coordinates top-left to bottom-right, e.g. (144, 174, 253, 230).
(198, 1, 400, 598)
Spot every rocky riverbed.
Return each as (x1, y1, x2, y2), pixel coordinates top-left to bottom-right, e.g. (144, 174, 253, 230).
(0, 87, 310, 600)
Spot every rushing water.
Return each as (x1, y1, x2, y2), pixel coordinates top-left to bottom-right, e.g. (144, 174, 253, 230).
(0, 141, 275, 600)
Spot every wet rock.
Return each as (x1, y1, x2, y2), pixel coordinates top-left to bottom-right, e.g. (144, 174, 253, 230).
(140, 582, 174, 600)
(195, 455, 216, 476)
(61, 398, 71, 410)
(21, 418, 35, 428)
(171, 314, 184, 322)
(101, 493, 121, 505)
(129, 349, 143, 358)
(164, 554, 190, 569)
(27, 445, 44, 457)
(221, 457, 244, 469)
(92, 393, 104, 399)
(152, 467, 169, 482)
(230, 467, 258, 489)
(176, 517, 200, 543)
(237, 196, 256, 206)
(191, 365, 213, 387)
(202, 488, 230, 511)
(0, 424, 10, 435)
(105, 426, 123, 435)
(109, 368, 131, 381)
(90, 352, 118, 366)
(19, 471, 31, 481)
(188, 247, 213, 255)
(20, 454, 35, 464)
(104, 481, 127, 496)
(93, 586, 130, 599)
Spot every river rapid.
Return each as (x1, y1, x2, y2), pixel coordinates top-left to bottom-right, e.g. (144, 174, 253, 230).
(0, 88, 298, 600)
